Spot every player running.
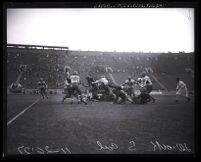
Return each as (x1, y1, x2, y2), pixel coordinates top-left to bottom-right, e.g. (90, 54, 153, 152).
(37, 78, 48, 99)
(70, 71, 87, 104)
(175, 77, 190, 102)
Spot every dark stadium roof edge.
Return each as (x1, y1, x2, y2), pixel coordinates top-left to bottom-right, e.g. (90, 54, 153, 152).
(7, 44, 69, 51)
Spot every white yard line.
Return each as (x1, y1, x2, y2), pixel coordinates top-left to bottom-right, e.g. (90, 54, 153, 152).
(7, 97, 42, 126)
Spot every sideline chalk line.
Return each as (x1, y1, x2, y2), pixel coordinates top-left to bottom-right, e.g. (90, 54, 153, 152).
(7, 97, 42, 126)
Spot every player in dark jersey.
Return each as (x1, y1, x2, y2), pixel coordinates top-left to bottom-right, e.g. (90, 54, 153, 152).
(111, 85, 133, 104)
(37, 78, 48, 99)
(61, 77, 73, 104)
(85, 74, 98, 100)
(86, 74, 95, 87)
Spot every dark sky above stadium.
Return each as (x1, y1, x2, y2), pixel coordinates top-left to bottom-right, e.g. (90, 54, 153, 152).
(7, 8, 194, 53)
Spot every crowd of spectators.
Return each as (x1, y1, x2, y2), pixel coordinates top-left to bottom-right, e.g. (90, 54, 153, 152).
(7, 48, 194, 90)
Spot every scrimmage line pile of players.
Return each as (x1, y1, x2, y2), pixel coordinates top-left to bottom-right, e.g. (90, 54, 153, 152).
(37, 67, 191, 105)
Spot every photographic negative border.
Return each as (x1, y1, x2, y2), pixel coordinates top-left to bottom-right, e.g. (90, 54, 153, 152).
(2, 1, 200, 160)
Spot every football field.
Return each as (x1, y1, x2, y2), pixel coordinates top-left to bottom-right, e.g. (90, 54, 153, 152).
(6, 93, 194, 154)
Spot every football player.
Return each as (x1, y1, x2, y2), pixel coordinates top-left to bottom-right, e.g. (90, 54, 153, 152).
(121, 76, 137, 98)
(70, 71, 87, 104)
(61, 76, 72, 104)
(86, 73, 95, 87)
(92, 75, 110, 95)
(85, 74, 97, 100)
(37, 78, 48, 99)
(175, 77, 190, 102)
(140, 72, 156, 103)
(112, 85, 133, 104)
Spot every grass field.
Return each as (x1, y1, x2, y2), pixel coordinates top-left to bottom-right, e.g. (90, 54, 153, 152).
(6, 93, 194, 155)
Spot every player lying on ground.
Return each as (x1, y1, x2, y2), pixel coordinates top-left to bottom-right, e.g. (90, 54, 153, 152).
(111, 85, 133, 104)
(84, 73, 154, 104)
(37, 78, 48, 99)
(175, 77, 190, 102)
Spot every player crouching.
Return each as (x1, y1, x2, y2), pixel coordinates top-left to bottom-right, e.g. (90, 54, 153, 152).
(37, 78, 48, 99)
(175, 77, 190, 102)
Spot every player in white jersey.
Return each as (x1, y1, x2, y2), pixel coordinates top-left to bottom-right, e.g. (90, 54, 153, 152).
(121, 76, 137, 98)
(140, 72, 156, 103)
(95, 75, 109, 85)
(141, 75, 152, 91)
(175, 78, 190, 102)
(137, 78, 144, 88)
(92, 75, 110, 94)
(70, 71, 87, 104)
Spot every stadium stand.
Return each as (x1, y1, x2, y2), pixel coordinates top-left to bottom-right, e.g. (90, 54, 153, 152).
(7, 44, 194, 91)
